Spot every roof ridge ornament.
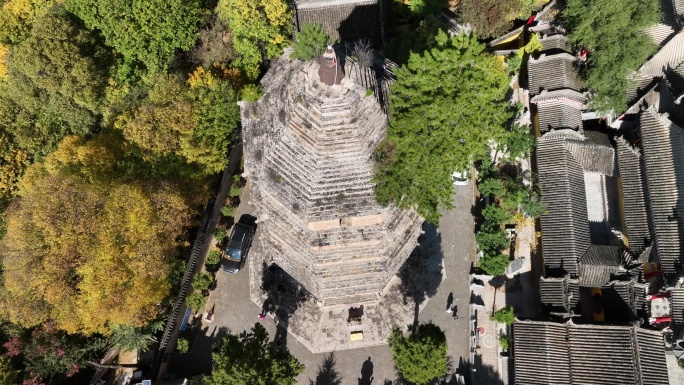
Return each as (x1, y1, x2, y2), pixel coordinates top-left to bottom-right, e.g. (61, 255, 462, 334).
(317, 45, 345, 86)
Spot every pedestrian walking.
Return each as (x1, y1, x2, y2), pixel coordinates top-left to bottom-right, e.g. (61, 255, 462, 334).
(258, 313, 265, 320)
(451, 306, 459, 319)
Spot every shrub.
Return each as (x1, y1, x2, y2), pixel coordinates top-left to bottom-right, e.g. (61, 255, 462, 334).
(499, 336, 509, 350)
(388, 323, 447, 385)
(221, 205, 235, 217)
(291, 23, 328, 60)
(476, 228, 510, 257)
(479, 253, 510, 276)
(192, 272, 213, 291)
(482, 204, 513, 227)
(521, 191, 547, 219)
(365, 88, 374, 96)
(240, 84, 262, 102)
(229, 185, 241, 198)
(206, 250, 222, 266)
(176, 338, 189, 353)
(490, 306, 516, 325)
(213, 226, 227, 242)
(186, 292, 207, 311)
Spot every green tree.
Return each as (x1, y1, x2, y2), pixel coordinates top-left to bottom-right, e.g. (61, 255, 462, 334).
(0, 9, 112, 157)
(479, 253, 510, 276)
(563, 0, 660, 113)
(176, 338, 189, 353)
(216, 0, 293, 79)
(107, 322, 163, 353)
(502, 124, 535, 161)
(291, 24, 328, 61)
(221, 205, 235, 218)
(384, 15, 445, 66)
(490, 306, 516, 325)
(482, 204, 512, 226)
(478, 177, 505, 197)
(192, 272, 214, 291)
(387, 323, 447, 385)
(186, 292, 207, 312)
(499, 335, 509, 350)
(520, 191, 546, 219)
(65, 0, 202, 70)
(205, 323, 304, 385)
(240, 84, 262, 102)
(476, 229, 509, 257)
(206, 250, 222, 266)
(374, 31, 512, 223)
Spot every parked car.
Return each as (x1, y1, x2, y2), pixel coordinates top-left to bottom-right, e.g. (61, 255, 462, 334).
(221, 223, 255, 273)
(451, 170, 469, 186)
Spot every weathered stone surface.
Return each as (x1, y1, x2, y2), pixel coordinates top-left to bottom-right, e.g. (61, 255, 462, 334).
(240, 50, 422, 307)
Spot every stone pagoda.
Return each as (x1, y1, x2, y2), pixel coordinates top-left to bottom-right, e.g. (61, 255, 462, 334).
(238, 48, 425, 351)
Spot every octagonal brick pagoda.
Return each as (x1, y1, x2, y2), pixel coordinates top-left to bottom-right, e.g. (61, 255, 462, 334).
(239, 49, 423, 307)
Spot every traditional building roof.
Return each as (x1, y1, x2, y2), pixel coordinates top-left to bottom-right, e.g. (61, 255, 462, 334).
(530, 89, 586, 132)
(638, 108, 684, 280)
(672, 286, 684, 324)
(540, 276, 580, 312)
(579, 245, 623, 287)
(638, 31, 684, 79)
(512, 320, 669, 385)
(538, 34, 571, 53)
(528, 53, 583, 95)
(537, 132, 591, 277)
(294, 0, 386, 47)
(644, 0, 682, 46)
(616, 137, 653, 250)
(239, 51, 422, 306)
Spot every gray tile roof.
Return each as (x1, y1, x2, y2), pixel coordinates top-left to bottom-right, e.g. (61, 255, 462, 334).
(579, 245, 623, 287)
(295, 0, 384, 46)
(616, 137, 653, 251)
(644, 0, 682, 45)
(528, 53, 584, 95)
(531, 89, 586, 132)
(540, 276, 580, 312)
(537, 133, 592, 277)
(601, 280, 639, 320)
(638, 31, 684, 78)
(538, 34, 571, 53)
(671, 287, 684, 324)
(639, 108, 684, 279)
(676, 0, 684, 15)
(565, 130, 615, 175)
(512, 320, 669, 385)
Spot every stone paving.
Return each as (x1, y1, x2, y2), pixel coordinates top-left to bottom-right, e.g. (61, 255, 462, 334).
(167, 181, 478, 384)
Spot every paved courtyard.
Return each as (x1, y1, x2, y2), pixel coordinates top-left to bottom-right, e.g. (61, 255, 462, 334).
(167, 181, 477, 384)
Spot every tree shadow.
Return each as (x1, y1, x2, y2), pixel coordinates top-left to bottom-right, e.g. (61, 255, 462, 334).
(259, 262, 311, 349)
(397, 222, 444, 324)
(166, 325, 230, 378)
(471, 354, 505, 385)
(309, 352, 343, 385)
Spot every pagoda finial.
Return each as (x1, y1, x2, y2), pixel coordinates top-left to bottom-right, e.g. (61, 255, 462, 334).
(317, 45, 344, 86)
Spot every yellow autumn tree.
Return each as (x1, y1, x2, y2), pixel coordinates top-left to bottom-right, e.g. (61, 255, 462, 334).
(0, 0, 60, 44)
(0, 44, 7, 80)
(216, 0, 293, 79)
(0, 134, 197, 334)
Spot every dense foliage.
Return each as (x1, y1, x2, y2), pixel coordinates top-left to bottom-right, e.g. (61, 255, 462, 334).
(563, 0, 660, 113)
(216, 0, 292, 79)
(387, 323, 447, 385)
(490, 306, 516, 325)
(458, 0, 547, 38)
(205, 323, 304, 385)
(291, 23, 328, 61)
(375, 31, 512, 223)
(65, 0, 203, 70)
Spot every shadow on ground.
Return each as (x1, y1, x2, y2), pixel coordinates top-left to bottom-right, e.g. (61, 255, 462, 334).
(398, 222, 444, 324)
(471, 354, 505, 385)
(309, 353, 343, 385)
(166, 324, 230, 378)
(259, 262, 311, 348)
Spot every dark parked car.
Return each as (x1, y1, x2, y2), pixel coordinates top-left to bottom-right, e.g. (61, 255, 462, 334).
(221, 223, 254, 273)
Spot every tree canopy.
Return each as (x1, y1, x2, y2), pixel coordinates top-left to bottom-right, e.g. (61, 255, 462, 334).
(114, 69, 240, 174)
(0, 8, 111, 157)
(291, 24, 328, 61)
(563, 0, 660, 113)
(65, 0, 202, 70)
(0, 134, 201, 335)
(458, 0, 546, 38)
(205, 323, 304, 385)
(388, 323, 448, 385)
(374, 31, 512, 223)
(0, 0, 59, 44)
(216, 0, 292, 80)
